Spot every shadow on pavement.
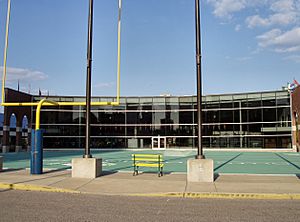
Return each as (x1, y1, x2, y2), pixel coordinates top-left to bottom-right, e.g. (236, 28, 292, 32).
(1, 168, 24, 173)
(275, 153, 300, 170)
(0, 189, 12, 193)
(214, 153, 243, 171)
(214, 173, 220, 180)
(43, 167, 70, 175)
(101, 171, 119, 177)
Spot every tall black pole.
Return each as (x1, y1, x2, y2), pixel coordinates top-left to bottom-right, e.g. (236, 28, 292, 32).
(84, 0, 93, 158)
(195, 0, 204, 159)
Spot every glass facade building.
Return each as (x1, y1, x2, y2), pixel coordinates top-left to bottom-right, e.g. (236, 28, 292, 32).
(32, 90, 292, 149)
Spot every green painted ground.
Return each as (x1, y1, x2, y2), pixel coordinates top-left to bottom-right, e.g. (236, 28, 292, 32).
(2, 150, 300, 175)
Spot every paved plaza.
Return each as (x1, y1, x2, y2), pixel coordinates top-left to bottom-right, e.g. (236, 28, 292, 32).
(1, 150, 300, 199)
(2, 150, 300, 175)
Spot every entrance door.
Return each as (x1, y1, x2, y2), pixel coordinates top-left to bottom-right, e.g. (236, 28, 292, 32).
(152, 136, 166, 150)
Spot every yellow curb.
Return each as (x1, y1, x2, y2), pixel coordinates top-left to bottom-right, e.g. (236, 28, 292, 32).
(0, 183, 80, 194)
(129, 192, 300, 200)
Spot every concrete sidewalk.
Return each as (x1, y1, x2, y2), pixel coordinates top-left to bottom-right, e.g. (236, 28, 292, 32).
(0, 169, 300, 199)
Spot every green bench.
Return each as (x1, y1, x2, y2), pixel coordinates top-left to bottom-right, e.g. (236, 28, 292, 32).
(132, 154, 164, 177)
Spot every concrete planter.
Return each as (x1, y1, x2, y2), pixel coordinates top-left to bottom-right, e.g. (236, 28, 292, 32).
(187, 159, 214, 182)
(72, 158, 102, 178)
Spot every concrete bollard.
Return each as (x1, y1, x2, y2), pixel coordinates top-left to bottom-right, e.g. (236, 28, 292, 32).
(187, 158, 214, 182)
(72, 158, 102, 178)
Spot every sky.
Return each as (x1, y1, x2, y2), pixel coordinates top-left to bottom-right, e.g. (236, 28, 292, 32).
(0, 0, 299, 98)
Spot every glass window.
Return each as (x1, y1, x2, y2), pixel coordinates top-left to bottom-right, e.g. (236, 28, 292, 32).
(248, 109, 262, 122)
(277, 136, 292, 148)
(153, 111, 166, 125)
(241, 110, 248, 123)
(126, 112, 139, 124)
(276, 91, 290, 106)
(139, 111, 152, 124)
(277, 107, 291, 122)
(248, 124, 262, 133)
(262, 98, 276, 106)
(220, 110, 233, 123)
(264, 137, 277, 148)
(233, 124, 241, 134)
(233, 110, 240, 123)
(277, 98, 290, 106)
(247, 137, 263, 148)
(205, 111, 219, 123)
(203, 125, 214, 136)
(112, 112, 125, 124)
(263, 108, 276, 122)
(229, 137, 240, 148)
(219, 124, 233, 133)
(276, 92, 290, 106)
(179, 111, 193, 124)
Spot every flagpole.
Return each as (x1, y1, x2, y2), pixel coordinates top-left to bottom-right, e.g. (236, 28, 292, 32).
(195, 0, 205, 159)
(84, 0, 93, 158)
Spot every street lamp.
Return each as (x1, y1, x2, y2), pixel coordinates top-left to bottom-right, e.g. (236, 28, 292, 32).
(195, 0, 205, 159)
(84, 0, 94, 158)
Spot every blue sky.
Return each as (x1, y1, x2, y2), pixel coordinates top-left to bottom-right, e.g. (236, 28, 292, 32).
(0, 0, 299, 98)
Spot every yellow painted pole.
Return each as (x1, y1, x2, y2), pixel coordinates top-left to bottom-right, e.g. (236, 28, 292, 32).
(1, 101, 120, 107)
(2, 0, 11, 104)
(35, 99, 58, 130)
(1, 0, 123, 108)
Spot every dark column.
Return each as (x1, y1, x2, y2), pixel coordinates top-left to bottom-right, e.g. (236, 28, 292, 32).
(292, 86, 300, 152)
(27, 119, 32, 152)
(15, 118, 22, 152)
(2, 107, 10, 153)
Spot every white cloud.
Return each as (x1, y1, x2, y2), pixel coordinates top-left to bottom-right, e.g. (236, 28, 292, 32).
(247, 12, 298, 28)
(246, 0, 299, 28)
(0, 67, 48, 82)
(246, 15, 270, 28)
(207, 0, 300, 28)
(207, 0, 247, 18)
(271, 0, 295, 13)
(206, 0, 267, 18)
(257, 27, 300, 52)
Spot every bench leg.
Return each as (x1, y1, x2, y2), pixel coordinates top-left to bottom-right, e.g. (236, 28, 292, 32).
(133, 166, 139, 176)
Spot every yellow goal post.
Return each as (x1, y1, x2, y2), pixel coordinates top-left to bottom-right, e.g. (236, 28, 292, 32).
(1, 0, 122, 107)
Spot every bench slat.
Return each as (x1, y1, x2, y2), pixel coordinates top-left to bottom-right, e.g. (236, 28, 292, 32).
(132, 154, 162, 158)
(134, 163, 164, 167)
(132, 158, 163, 161)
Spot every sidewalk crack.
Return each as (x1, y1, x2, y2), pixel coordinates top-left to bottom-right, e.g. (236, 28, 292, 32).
(74, 179, 95, 191)
(213, 182, 217, 192)
(183, 179, 188, 198)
